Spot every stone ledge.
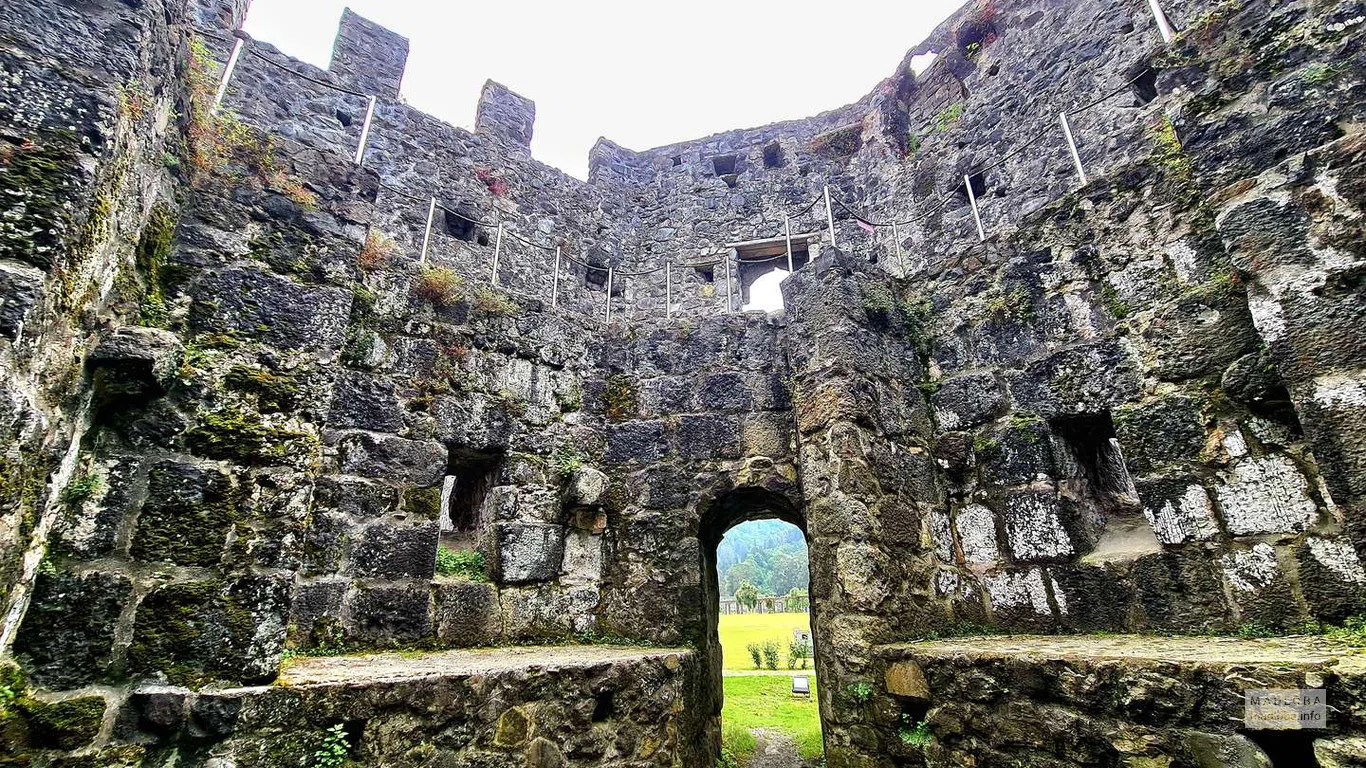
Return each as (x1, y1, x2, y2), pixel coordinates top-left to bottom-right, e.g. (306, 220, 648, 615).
(274, 643, 691, 687)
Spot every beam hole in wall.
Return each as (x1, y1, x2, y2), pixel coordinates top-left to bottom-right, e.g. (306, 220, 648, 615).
(957, 172, 988, 202)
(711, 154, 739, 176)
(737, 240, 810, 312)
(336, 109, 354, 128)
(694, 264, 715, 282)
(762, 142, 785, 169)
(444, 209, 480, 243)
(671, 154, 683, 167)
(440, 450, 503, 550)
(592, 691, 615, 722)
(1244, 730, 1321, 767)
(1131, 67, 1159, 105)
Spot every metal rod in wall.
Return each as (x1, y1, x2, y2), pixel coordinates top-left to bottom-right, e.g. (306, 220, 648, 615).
(419, 197, 437, 264)
(605, 267, 614, 323)
(785, 216, 794, 273)
(354, 95, 377, 165)
(665, 262, 672, 318)
(1060, 112, 1088, 187)
(551, 246, 561, 307)
(212, 37, 246, 114)
(823, 186, 837, 248)
(724, 252, 734, 313)
(1147, 0, 1176, 43)
(892, 222, 903, 272)
(491, 222, 503, 285)
(965, 175, 986, 242)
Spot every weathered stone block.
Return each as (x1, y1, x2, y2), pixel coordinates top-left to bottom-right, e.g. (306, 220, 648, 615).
(348, 584, 432, 646)
(932, 372, 1003, 432)
(88, 327, 184, 401)
(1131, 551, 1232, 632)
(1000, 490, 1076, 562)
(130, 459, 239, 567)
(435, 581, 500, 647)
(1214, 454, 1319, 535)
(337, 432, 446, 486)
(564, 466, 608, 508)
(884, 660, 930, 700)
(1010, 341, 1141, 417)
(350, 521, 439, 579)
(493, 522, 565, 583)
(189, 267, 351, 352)
(674, 414, 742, 460)
(126, 575, 291, 686)
(604, 421, 666, 465)
(312, 475, 400, 518)
(0, 261, 43, 339)
(1135, 474, 1220, 544)
(13, 571, 132, 689)
(698, 372, 752, 412)
(326, 370, 403, 432)
(1114, 395, 1207, 474)
(1296, 537, 1366, 621)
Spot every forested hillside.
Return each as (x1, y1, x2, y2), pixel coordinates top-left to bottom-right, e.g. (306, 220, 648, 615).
(716, 520, 809, 597)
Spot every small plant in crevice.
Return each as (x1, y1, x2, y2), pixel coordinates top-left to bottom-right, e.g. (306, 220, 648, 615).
(412, 266, 464, 307)
(305, 723, 350, 768)
(475, 167, 510, 197)
(435, 546, 486, 581)
(933, 103, 965, 133)
(846, 681, 873, 704)
(552, 446, 586, 476)
(899, 718, 933, 748)
(471, 286, 518, 316)
(357, 229, 400, 272)
(602, 374, 637, 422)
(59, 474, 101, 508)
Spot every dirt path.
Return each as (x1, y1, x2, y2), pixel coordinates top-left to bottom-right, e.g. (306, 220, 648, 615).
(748, 729, 809, 768)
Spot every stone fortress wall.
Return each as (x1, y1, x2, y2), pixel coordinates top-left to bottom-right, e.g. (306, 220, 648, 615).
(1, 0, 1365, 764)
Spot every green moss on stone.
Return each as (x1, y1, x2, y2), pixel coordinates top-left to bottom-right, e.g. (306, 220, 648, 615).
(0, 130, 82, 270)
(402, 487, 443, 521)
(224, 365, 300, 412)
(125, 580, 256, 686)
(603, 374, 637, 422)
(22, 696, 104, 751)
(184, 406, 317, 466)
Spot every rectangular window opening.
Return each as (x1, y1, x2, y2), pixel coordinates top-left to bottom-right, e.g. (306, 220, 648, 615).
(762, 142, 785, 169)
(441, 450, 503, 550)
(443, 209, 479, 243)
(1131, 67, 1159, 105)
(711, 154, 738, 176)
(1049, 412, 1141, 519)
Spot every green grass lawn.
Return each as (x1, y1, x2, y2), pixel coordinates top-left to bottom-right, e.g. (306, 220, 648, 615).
(721, 675, 823, 762)
(718, 612, 812, 671)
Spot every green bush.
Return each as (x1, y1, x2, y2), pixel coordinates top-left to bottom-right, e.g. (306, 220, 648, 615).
(847, 681, 873, 704)
(306, 723, 350, 768)
(746, 642, 763, 669)
(899, 719, 933, 747)
(761, 639, 781, 670)
(435, 547, 486, 581)
(787, 637, 810, 669)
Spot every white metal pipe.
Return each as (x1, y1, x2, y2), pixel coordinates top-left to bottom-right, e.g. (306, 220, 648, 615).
(605, 267, 614, 323)
(724, 252, 734, 313)
(419, 197, 437, 264)
(354, 95, 377, 165)
(965, 175, 986, 242)
(823, 186, 837, 248)
(212, 37, 245, 114)
(1147, 0, 1177, 43)
(785, 216, 794, 273)
(551, 246, 561, 307)
(491, 222, 503, 285)
(1060, 112, 1088, 187)
(665, 262, 672, 318)
(892, 222, 903, 271)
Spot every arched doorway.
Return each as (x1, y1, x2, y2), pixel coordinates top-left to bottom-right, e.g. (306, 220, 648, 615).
(699, 485, 824, 766)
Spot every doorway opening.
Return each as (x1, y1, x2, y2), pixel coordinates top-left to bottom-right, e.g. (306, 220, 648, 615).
(701, 488, 822, 767)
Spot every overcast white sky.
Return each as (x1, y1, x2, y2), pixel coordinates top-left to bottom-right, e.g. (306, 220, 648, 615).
(243, 0, 965, 179)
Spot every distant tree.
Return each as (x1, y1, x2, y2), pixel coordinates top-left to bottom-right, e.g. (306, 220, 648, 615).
(770, 550, 809, 595)
(724, 561, 760, 596)
(735, 580, 760, 612)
